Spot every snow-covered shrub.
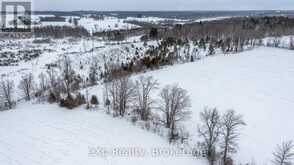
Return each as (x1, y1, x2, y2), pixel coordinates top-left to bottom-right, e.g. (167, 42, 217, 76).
(130, 115, 138, 124)
(90, 95, 99, 106)
(76, 93, 86, 105)
(32, 38, 51, 44)
(224, 157, 233, 165)
(59, 93, 86, 109)
(290, 37, 294, 50)
(48, 92, 57, 103)
(60, 96, 76, 109)
(0, 79, 15, 110)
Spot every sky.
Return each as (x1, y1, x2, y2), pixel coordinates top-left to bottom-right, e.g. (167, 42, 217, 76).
(33, 0, 294, 11)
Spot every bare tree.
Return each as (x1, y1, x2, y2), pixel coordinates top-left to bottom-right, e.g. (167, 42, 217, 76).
(272, 141, 294, 165)
(109, 76, 136, 117)
(220, 110, 246, 165)
(34, 73, 49, 102)
(46, 67, 62, 102)
(47, 67, 57, 90)
(19, 73, 34, 101)
(0, 79, 15, 109)
(103, 82, 111, 114)
(82, 77, 90, 109)
(38, 72, 48, 93)
(88, 57, 100, 86)
(290, 37, 294, 50)
(158, 84, 191, 142)
(61, 56, 79, 97)
(198, 108, 221, 165)
(135, 76, 159, 121)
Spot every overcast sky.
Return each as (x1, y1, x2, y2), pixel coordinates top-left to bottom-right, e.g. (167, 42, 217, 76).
(33, 0, 294, 11)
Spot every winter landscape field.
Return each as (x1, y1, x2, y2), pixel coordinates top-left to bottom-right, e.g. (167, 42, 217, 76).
(0, 1, 294, 165)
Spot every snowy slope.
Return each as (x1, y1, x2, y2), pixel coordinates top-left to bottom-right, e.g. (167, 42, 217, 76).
(1, 40, 294, 165)
(0, 37, 157, 100)
(31, 16, 140, 33)
(78, 17, 139, 34)
(133, 47, 294, 165)
(0, 102, 201, 165)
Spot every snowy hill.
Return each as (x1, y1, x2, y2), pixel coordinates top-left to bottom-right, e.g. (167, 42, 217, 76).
(1, 45, 294, 165)
(134, 47, 294, 165)
(0, 102, 200, 165)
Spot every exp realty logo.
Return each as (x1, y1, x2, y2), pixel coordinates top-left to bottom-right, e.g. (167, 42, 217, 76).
(1, 1, 32, 32)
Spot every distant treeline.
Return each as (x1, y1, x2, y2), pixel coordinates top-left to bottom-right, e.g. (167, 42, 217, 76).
(33, 26, 90, 38)
(102, 16, 294, 81)
(1, 16, 294, 40)
(0, 26, 90, 39)
(34, 10, 294, 19)
(137, 16, 294, 53)
(155, 16, 294, 42)
(93, 28, 146, 41)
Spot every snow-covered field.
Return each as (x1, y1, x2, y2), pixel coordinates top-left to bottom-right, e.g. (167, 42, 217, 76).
(1, 35, 294, 165)
(33, 16, 140, 33)
(78, 17, 139, 34)
(136, 47, 294, 165)
(0, 102, 201, 165)
(1, 14, 140, 33)
(1, 13, 232, 34)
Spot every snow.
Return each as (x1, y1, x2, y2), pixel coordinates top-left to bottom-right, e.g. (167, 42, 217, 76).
(126, 17, 168, 24)
(78, 17, 139, 34)
(1, 35, 294, 165)
(0, 14, 140, 33)
(125, 16, 231, 25)
(0, 38, 157, 97)
(1, 13, 232, 34)
(37, 21, 72, 27)
(193, 16, 231, 23)
(135, 47, 294, 165)
(0, 102, 200, 165)
(31, 16, 140, 33)
(263, 36, 294, 49)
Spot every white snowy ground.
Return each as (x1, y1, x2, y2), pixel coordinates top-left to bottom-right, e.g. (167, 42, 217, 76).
(1, 45, 293, 165)
(126, 16, 175, 24)
(0, 102, 201, 165)
(0, 14, 139, 33)
(78, 17, 139, 34)
(34, 16, 140, 33)
(135, 47, 294, 165)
